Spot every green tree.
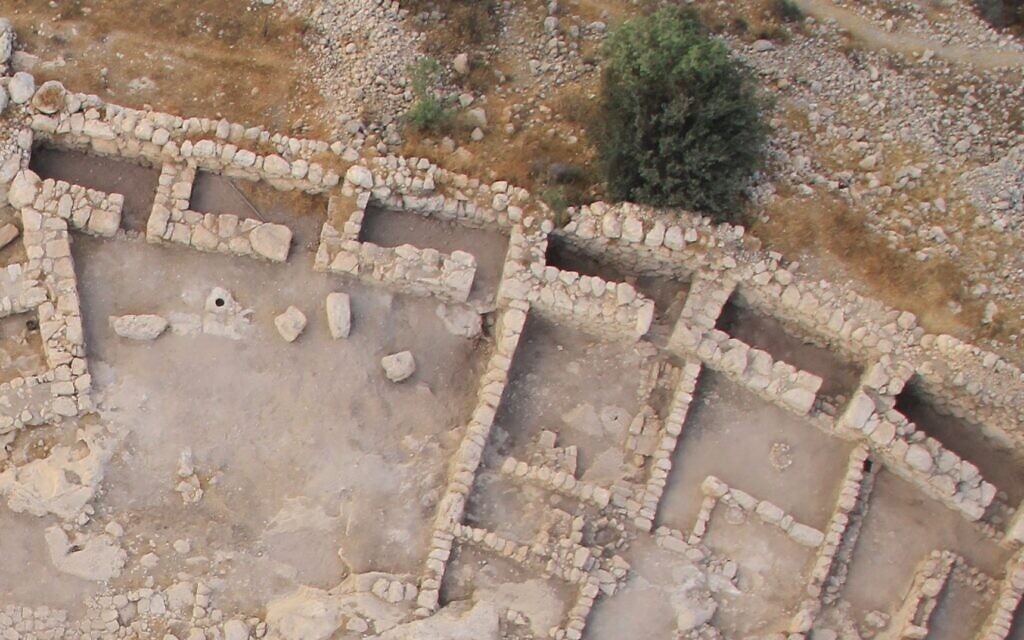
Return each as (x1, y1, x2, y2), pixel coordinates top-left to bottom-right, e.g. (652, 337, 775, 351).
(598, 7, 768, 222)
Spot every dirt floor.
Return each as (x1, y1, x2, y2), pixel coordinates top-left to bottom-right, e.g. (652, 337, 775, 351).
(927, 569, 997, 640)
(0, 312, 45, 385)
(704, 508, 812, 636)
(658, 371, 854, 531)
(489, 312, 652, 478)
(66, 233, 487, 612)
(839, 470, 1009, 623)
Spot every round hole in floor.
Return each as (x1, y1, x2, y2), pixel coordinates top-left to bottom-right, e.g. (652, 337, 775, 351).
(215, 298, 225, 308)
(26, 319, 39, 331)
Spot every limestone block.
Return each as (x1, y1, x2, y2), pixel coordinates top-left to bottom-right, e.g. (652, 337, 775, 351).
(249, 222, 292, 262)
(9, 71, 34, 104)
(110, 314, 169, 341)
(381, 351, 416, 382)
(87, 207, 121, 237)
(274, 306, 307, 343)
(325, 292, 351, 339)
(31, 80, 66, 115)
(345, 165, 374, 190)
(9, 170, 40, 209)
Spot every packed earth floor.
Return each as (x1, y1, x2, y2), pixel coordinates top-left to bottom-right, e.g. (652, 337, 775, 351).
(1, 7, 1024, 640)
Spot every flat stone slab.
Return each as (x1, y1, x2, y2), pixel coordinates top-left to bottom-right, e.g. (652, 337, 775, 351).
(110, 314, 168, 341)
(326, 292, 351, 339)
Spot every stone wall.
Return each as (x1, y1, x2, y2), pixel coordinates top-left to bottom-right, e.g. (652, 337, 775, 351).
(147, 162, 292, 262)
(315, 175, 477, 303)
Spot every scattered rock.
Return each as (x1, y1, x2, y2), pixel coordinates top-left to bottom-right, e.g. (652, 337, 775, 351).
(453, 53, 470, 75)
(326, 292, 352, 339)
(223, 619, 250, 640)
(275, 306, 308, 343)
(381, 351, 416, 382)
(110, 314, 169, 341)
(465, 108, 487, 128)
(752, 39, 775, 52)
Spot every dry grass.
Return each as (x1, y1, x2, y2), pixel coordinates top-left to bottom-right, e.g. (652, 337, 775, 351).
(5, 0, 328, 136)
(751, 191, 994, 341)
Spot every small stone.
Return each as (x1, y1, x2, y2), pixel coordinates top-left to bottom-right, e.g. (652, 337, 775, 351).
(110, 314, 169, 341)
(325, 292, 352, 339)
(0, 222, 19, 250)
(465, 108, 487, 128)
(275, 306, 307, 343)
(381, 351, 416, 382)
(453, 53, 470, 75)
(752, 39, 775, 52)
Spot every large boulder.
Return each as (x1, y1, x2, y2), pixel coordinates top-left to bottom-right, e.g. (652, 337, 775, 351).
(249, 222, 292, 262)
(325, 292, 351, 339)
(381, 351, 416, 382)
(31, 80, 66, 114)
(110, 314, 168, 341)
(275, 306, 307, 342)
(8, 71, 34, 104)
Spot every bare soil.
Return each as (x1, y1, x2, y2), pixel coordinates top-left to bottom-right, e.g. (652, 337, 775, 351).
(489, 312, 651, 477)
(658, 371, 854, 531)
(840, 470, 1008, 622)
(71, 233, 487, 612)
